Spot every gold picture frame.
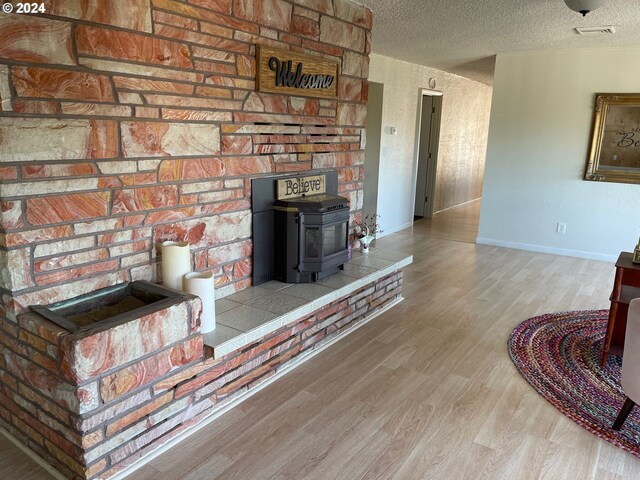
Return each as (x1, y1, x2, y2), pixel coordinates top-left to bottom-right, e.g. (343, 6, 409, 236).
(585, 93, 640, 184)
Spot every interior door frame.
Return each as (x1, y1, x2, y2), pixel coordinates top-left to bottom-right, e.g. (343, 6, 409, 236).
(411, 88, 443, 220)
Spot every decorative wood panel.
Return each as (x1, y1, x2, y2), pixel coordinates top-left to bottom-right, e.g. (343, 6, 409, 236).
(256, 45, 339, 99)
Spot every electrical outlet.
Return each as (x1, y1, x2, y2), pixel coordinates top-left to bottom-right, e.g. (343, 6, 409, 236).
(556, 222, 566, 234)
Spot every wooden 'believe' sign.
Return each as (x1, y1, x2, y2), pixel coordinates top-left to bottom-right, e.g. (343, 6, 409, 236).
(277, 174, 326, 199)
(256, 46, 339, 99)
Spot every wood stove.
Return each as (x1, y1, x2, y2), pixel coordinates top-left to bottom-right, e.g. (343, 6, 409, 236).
(273, 193, 350, 283)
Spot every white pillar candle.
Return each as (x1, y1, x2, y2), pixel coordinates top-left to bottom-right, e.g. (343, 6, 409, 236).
(183, 271, 216, 332)
(161, 241, 191, 291)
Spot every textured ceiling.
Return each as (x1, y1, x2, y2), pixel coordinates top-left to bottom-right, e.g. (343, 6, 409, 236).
(361, 0, 640, 85)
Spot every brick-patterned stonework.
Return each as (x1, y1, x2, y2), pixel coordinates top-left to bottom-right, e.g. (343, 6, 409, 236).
(0, 0, 375, 477)
(0, 271, 402, 479)
(0, 0, 371, 319)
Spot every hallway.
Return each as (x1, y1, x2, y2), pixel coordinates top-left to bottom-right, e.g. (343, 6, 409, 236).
(413, 199, 481, 244)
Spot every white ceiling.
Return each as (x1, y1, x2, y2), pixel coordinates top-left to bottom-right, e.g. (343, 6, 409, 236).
(360, 0, 640, 85)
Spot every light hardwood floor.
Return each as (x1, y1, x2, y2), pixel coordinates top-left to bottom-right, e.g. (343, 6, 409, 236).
(413, 199, 481, 244)
(3, 212, 639, 480)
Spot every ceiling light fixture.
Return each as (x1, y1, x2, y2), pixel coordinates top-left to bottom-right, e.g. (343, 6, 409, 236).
(563, 0, 607, 16)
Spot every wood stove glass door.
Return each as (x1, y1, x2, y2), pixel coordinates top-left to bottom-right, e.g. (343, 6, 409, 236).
(323, 221, 347, 257)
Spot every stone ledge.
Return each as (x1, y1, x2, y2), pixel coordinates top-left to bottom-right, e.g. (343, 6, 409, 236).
(205, 247, 413, 358)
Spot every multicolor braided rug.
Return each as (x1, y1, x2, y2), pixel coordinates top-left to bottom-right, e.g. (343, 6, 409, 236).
(508, 309, 640, 457)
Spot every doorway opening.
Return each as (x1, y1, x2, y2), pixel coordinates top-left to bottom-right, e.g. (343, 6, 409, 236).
(363, 82, 383, 218)
(413, 91, 442, 220)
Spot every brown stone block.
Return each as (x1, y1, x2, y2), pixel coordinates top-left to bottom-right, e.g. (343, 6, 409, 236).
(133, 106, 160, 119)
(194, 85, 233, 98)
(275, 161, 312, 173)
(244, 92, 288, 114)
(152, 10, 198, 30)
(34, 260, 120, 287)
(62, 103, 132, 116)
(158, 158, 225, 181)
(26, 192, 110, 226)
(0, 118, 119, 162)
(193, 60, 237, 75)
(48, 0, 152, 32)
(206, 240, 251, 267)
(221, 135, 253, 155)
(12, 66, 114, 102)
(236, 54, 255, 77)
(153, 0, 258, 35)
(338, 77, 363, 102)
(13, 99, 58, 114)
(334, 1, 372, 29)
(191, 46, 235, 63)
(161, 108, 232, 122)
(291, 15, 319, 38)
(320, 16, 365, 52)
(34, 248, 110, 273)
(100, 336, 203, 403)
(18, 329, 48, 354)
(121, 121, 221, 158)
(113, 76, 194, 95)
(198, 20, 239, 39)
(44, 439, 85, 477)
(234, 0, 292, 30)
(0, 331, 29, 357)
(78, 389, 151, 432)
(216, 344, 302, 397)
(22, 163, 98, 179)
(301, 330, 325, 350)
(0, 200, 23, 230)
(112, 185, 178, 214)
(233, 258, 251, 278)
(0, 15, 74, 65)
(223, 156, 273, 176)
(342, 51, 369, 78)
(105, 391, 174, 437)
(0, 167, 17, 181)
(337, 103, 367, 127)
(300, 38, 343, 58)
(198, 199, 251, 216)
(154, 24, 248, 54)
(76, 25, 191, 69)
(143, 207, 196, 225)
(188, 0, 232, 14)
(235, 112, 335, 126)
(18, 384, 70, 424)
(293, 0, 332, 15)
(206, 75, 255, 90)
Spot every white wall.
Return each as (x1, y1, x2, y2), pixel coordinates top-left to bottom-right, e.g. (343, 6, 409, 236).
(478, 47, 640, 262)
(368, 54, 492, 236)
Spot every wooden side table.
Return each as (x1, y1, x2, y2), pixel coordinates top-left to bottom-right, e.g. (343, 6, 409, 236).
(602, 252, 640, 366)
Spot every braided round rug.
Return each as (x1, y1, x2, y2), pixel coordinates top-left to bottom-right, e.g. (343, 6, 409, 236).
(508, 309, 640, 457)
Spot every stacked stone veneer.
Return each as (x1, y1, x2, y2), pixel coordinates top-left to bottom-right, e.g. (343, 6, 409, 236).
(1, 271, 402, 479)
(0, 0, 371, 319)
(0, 0, 375, 476)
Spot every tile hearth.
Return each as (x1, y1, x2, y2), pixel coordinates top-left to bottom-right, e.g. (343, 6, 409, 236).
(206, 246, 413, 358)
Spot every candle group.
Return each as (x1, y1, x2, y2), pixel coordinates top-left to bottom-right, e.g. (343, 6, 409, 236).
(161, 241, 216, 333)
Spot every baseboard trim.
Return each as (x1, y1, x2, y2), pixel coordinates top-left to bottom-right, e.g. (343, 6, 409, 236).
(378, 221, 413, 238)
(475, 237, 616, 262)
(434, 197, 481, 215)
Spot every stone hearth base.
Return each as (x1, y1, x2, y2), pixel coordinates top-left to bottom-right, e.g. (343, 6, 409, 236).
(0, 260, 407, 480)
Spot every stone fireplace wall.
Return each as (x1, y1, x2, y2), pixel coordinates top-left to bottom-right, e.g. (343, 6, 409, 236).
(0, 0, 371, 321)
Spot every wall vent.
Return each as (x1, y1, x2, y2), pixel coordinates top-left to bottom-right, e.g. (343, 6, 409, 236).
(575, 26, 616, 35)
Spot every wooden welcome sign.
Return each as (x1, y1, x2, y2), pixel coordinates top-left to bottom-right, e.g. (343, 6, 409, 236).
(256, 45, 339, 99)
